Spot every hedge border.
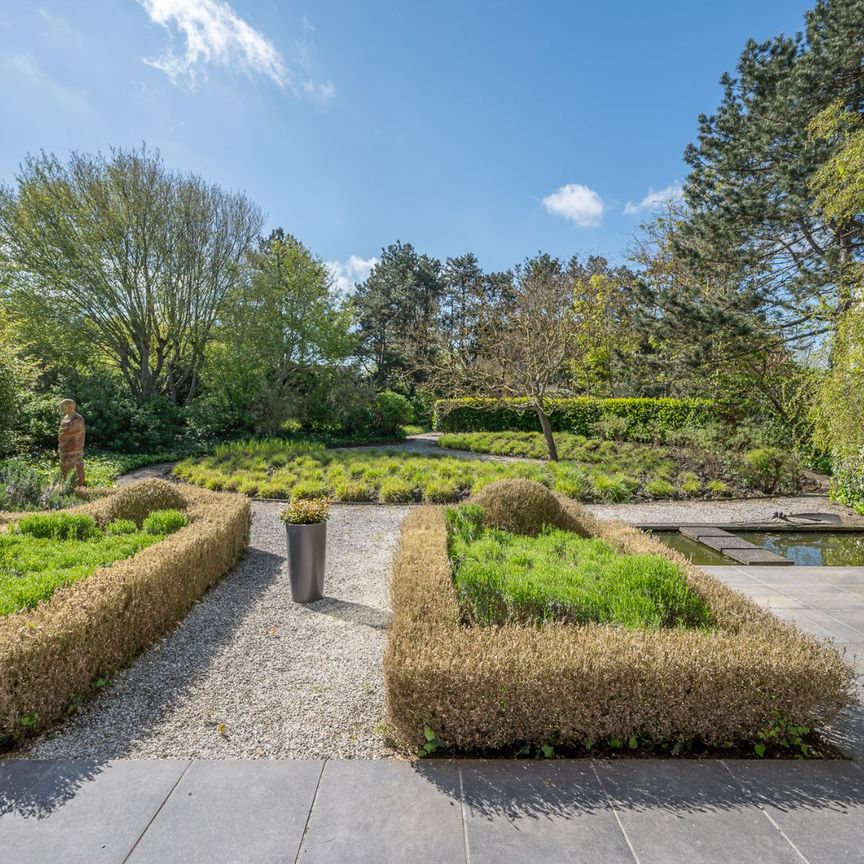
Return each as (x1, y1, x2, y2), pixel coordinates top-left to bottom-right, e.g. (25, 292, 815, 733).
(433, 396, 714, 436)
(0, 480, 250, 738)
(384, 499, 853, 752)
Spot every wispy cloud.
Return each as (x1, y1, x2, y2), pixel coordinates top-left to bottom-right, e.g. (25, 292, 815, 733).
(542, 184, 605, 228)
(327, 255, 378, 294)
(137, 0, 334, 98)
(5, 52, 90, 114)
(623, 183, 683, 215)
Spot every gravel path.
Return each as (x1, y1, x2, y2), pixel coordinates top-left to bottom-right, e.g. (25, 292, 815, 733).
(584, 495, 864, 527)
(27, 502, 409, 760)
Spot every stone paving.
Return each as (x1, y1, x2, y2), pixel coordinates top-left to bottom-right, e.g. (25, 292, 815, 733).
(2, 561, 864, 861)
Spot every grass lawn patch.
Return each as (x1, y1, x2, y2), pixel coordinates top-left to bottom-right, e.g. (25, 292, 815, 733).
(446, 505, 711, 628)
(384, 482, 853, 757)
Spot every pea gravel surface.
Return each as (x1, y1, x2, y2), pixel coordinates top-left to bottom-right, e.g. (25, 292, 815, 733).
(26, 502, 409, 760)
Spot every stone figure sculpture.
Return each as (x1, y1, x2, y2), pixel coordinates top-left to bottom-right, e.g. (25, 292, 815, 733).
(58, 399, 86, 487)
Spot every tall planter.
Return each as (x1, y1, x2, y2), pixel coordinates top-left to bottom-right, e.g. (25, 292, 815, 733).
(286, 521, 327, 602)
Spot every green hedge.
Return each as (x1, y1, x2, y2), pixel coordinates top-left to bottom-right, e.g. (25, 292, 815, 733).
(433, 397, 714, 437)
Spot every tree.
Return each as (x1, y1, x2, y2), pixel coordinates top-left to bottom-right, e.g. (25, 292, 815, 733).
(353, 241, 443, 391)
(0, 146, 263, 405)
(435, 254, 578, 461)
(679, 0, 864, 345)
(200, 230, 354, 435)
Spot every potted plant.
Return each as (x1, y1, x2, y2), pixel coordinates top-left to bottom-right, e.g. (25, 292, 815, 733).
(281, 497, 330, 603)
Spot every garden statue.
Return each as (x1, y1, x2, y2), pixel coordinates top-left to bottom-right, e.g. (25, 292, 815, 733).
(58, 398, 86, 487)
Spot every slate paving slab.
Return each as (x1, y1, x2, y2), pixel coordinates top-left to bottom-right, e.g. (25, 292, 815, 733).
(725, 760, 864, 864)
(595, 760, 802, 864)
(296, 760, 465, 864)
(0, 759, 188, 864)
(126, 759, 323, 864)
(459, 760, 634, 864)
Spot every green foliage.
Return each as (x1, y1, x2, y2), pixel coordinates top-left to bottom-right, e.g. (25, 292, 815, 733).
(446, 508, 711, 629)
(755, 713, 812, 759)
(0, 460, 77, 511)
(420, 724, 442, 756)
(142, 509, 188, 536)
(0, 526, 161, 615)
(434, 397, 713, 439)
(15, 513, 100, 541)
(105, 519, 137, 536)
(741, 448, 801, 494)
(374, 391, 414, 434)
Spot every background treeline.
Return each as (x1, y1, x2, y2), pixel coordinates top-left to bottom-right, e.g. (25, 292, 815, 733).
(0, 0, 861, 505)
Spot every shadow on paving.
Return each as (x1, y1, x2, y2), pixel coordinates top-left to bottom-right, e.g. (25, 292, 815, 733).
(412, 756, 864, 820)
(307, 597, 392, 630)
(0, 760, 104, 819)
(22, 546, 285, 763)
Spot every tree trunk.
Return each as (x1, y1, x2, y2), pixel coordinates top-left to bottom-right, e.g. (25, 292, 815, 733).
(535, 404, 559, 461)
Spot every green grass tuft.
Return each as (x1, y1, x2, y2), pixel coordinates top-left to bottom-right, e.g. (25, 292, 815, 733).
(445, 505, 711, 630)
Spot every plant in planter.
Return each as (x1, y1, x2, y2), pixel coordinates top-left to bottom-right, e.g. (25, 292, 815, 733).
(280, 497, 330, 602)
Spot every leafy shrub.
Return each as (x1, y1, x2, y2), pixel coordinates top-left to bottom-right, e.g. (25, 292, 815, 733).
(0, 461, 77, 511)
(375, 391, 414, 434)
(281, 497, 330, 524)
(142, 509, 188, 536)
(15, 513, 100, 541)
(434, 397, 714, 438)
(646, 478, 676, 498)
(831, 450, 864, 514)
(471, 479, 562, 536)
(101, 479, 187, 527)
(105, 519, 137, 536)
(592, 415, 631, 441)
(446, 509, 711, 629)
(741, 448, 800, 494)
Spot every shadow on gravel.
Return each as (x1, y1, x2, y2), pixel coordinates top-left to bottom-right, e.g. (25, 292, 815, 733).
(308, 597, 391, 630)
(0, 760, 102, 818)
(413, 745, 864, 820)
(23, 547, 285, 761)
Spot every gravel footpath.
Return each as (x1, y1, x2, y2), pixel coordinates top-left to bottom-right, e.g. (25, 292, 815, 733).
(27, 502, 408, 760)
(584, 495, 864, 527)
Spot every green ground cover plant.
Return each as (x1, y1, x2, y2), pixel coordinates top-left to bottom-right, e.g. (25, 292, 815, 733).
(438, 430, 807, 497)
(0, 509, 187, 616)
(446, 504, 711, 628)
(174, 437, 717, 503)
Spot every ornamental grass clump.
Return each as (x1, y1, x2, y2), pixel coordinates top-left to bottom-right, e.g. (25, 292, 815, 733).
(281, 497, 331, 524)
(470, 478, 563, 536)
(446, 504, 711, 629)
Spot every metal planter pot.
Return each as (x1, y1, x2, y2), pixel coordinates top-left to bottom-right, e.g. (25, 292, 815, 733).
(285, 521, 327, 603)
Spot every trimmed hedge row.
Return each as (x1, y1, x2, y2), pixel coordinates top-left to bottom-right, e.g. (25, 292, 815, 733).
(0, 480, 250, 739)
(433, 397, 714, 436)
(384, 497, 853, 752)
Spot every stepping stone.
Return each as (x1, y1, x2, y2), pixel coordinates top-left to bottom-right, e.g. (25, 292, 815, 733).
(723, 547, 792, 566)
(697, 535, 761, 552)
(679, 526, 734, 539)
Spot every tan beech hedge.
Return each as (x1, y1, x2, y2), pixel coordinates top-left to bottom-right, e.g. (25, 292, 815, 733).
(384, 498, 854, 751)
(0, 480, 250, 738)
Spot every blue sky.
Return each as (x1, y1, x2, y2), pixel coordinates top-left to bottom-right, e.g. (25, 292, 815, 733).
(0, 0, 812, 287)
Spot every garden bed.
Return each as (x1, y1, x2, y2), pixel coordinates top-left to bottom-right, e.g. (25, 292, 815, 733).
(0, 479, 250, 744)
(383, 481, 854, 757)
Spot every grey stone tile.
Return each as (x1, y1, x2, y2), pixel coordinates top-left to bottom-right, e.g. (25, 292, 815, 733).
(795, 611, 864, 642)
(813, 610, 864, 635)
(297, 760, 465, 864)
(595, 760, 801, 864)
(726, 761, 864, 864)
(460, 760, 633, 863)
(0, 759, 188, 864)
(127, 759, 322, 864)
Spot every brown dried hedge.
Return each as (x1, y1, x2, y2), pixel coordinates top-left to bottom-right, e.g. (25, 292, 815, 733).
(384, 496, 855, 752)
(0, 480, 250, 738)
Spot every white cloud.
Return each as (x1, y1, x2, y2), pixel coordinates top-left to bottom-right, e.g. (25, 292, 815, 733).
(137, 0, 333, 97)
(326, 255, 378, 295)
(542, 184, 605, 228)
(623, 183, 683, 215)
